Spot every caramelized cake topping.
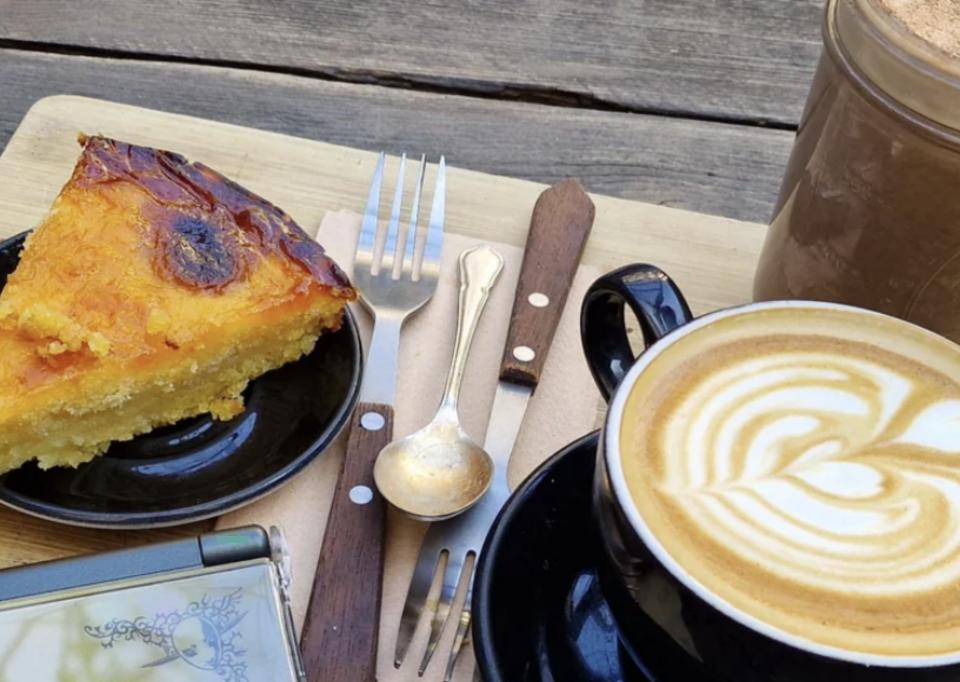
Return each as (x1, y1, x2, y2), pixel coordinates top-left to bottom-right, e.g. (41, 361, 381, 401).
(74, 135, 353, 293)
(0, 135, 355, 373)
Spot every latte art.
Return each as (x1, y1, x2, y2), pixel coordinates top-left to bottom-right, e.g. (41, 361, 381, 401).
(664, 352, 960, 592)
(620, 307, 960, 659)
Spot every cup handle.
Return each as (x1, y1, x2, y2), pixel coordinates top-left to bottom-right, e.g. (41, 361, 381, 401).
(580, 264, 693, 401)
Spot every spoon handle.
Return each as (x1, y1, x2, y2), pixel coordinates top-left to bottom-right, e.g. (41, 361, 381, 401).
(440, 246, 504, 408)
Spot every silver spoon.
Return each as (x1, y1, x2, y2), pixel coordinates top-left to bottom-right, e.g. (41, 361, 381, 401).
(374, 245, 503, 521)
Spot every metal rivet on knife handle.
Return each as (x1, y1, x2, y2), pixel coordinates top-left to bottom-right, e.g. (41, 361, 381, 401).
(527, 292, 550, 307)
(349, 486, 374, 505)
(360, 412, 385, 431)
(512, 345, 535, 362)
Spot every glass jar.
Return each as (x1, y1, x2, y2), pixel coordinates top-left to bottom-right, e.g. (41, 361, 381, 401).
(754, 0, 960, 343)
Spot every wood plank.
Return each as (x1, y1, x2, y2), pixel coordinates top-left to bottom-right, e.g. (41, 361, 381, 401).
(0, 0, 824, 126)
(0, 49, 793, 223)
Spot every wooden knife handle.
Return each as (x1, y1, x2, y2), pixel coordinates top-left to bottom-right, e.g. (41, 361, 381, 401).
(499, 179, 596, 386)
(300, 402, 392, 682)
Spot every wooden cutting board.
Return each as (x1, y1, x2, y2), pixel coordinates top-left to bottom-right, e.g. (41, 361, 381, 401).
(0, 95, 767, 567)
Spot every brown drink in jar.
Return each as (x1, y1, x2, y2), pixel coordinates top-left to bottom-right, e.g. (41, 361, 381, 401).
(754, 0, 960, 343)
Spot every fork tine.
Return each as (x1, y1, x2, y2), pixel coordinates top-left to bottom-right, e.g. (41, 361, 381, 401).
(357, 152, 385, 268)
(418, 155, 445, 280)
(418, 547, 468, 675)
(442, 611, 471, 682)
(401, 155, 427, 278)
(394, 547, 447, 668)
(442, 568, 476, 682)
(380, 153, 406, 275)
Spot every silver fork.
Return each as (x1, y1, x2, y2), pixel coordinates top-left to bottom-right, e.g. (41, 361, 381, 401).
(394, 475, 507, 680)
(301, 152, 445, 682)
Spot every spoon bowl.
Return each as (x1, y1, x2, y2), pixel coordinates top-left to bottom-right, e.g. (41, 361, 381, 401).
(374, 407, 494, 521)
(373, 245, 503, 520)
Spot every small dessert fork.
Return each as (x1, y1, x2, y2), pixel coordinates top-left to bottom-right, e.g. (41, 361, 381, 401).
(300, 152, 445, 682)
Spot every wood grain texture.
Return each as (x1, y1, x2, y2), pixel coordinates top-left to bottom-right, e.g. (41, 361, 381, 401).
(301, 402, 392, 682)
(0, 49, 794, 223)
(501, 180, 595, 387)
(0, 515, 210, 568)
(0, 0, 822, 126)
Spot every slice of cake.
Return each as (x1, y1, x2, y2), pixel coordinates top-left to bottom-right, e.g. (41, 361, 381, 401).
(0, 135, 355, 472)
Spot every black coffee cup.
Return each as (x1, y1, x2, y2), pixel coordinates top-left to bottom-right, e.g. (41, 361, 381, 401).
(580, 263, 960, 682)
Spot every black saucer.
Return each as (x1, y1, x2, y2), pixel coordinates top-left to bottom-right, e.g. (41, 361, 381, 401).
(474, 432, 705, 682)
(0, 231, 361, 528)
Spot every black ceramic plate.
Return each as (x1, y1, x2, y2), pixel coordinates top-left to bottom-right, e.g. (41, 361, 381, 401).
(0, 232, 361, 528)
(474, 432, 705, 682)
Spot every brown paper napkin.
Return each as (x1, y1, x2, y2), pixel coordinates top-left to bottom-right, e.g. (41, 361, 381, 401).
(217, 209, 603, 681)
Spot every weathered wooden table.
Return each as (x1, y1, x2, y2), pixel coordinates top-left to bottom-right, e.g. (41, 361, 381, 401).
(0, 0, 823, 223)
(0, 1, 822, 557)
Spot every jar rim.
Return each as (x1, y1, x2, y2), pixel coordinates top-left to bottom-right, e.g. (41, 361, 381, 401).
(832, 0, 960, 131)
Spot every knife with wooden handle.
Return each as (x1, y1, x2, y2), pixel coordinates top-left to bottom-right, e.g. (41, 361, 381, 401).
(484, 177, 595, 490)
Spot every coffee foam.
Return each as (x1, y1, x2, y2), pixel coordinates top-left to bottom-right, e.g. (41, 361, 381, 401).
(618, 305, 960, 660)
